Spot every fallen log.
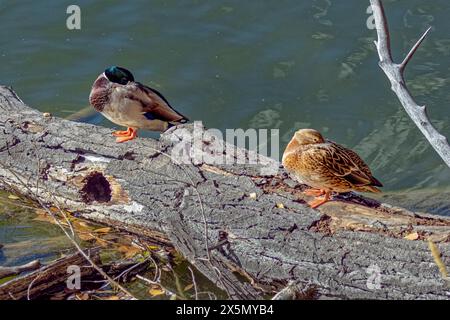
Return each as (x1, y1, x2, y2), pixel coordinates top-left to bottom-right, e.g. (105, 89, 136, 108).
(0, 86, 449, 299)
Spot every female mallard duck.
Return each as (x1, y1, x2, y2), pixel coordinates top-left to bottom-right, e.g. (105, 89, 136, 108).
(282, 129, 382, 208)
(89, 66, 188, 143)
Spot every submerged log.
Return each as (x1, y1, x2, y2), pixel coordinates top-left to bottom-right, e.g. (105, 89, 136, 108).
(0, 249, 100, 300)
(0, 86, 449, 299)
(0, 260, 41, 279)
(0, 248, 143, 300)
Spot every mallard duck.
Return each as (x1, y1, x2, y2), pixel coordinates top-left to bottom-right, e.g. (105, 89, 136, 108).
(89, 66, 188, 143)
(282, 129, 382, 208)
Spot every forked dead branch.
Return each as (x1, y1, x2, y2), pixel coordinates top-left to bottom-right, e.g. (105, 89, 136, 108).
(370, 0, 450, 168)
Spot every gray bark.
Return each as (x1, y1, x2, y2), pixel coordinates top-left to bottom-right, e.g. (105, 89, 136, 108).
(0, 86, 449, 299)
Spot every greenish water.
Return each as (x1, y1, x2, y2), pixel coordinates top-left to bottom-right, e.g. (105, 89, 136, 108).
(0, 193, 73, 268)
(1, 1, 449, 197)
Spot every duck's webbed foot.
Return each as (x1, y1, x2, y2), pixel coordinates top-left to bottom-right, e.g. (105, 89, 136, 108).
(114, 127, 137, 143)
(112, 127, 132, 137)
(303, 188, 326, 197)
(306, 190, 331, 209)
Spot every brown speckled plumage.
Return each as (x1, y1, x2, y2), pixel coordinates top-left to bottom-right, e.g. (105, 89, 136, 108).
(282, 129, 382, 208)
(89, 76, 111, 112)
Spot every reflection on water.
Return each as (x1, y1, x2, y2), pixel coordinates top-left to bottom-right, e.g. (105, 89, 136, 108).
(0, 1, 449, 203)
(374, 189, 450, 216)
(0, 193, 73, 267)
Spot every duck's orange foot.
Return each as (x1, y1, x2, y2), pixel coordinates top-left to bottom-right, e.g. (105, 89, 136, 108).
(114, 128, 137, 143)
(307, 190, 331, 209)
(112, 128, 133, 137)
(303, 188, 326, 197)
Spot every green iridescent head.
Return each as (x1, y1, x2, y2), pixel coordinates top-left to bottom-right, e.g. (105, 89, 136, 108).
(104, 66, 135, 85)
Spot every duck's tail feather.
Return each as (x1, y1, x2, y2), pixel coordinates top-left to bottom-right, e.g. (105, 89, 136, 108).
(370, 176, 383, 187)
(361, 185, 382, 193)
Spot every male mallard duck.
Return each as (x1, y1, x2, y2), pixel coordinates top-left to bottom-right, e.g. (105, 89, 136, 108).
(89, 66, 188, 143)
(282, 129, 382, 208)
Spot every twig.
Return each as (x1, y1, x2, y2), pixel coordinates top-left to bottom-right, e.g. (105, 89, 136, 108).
(115, 259, 147, 282)
(27, 273, 41, 300)
(97, 258, 150, 290)
(0, 195, 39, 211)
(149, 254, 161, 283)
(47, 194, 76, 238)
(167, 263, 188, 300)
(370, 0, 450, 168)
(135, 274, 178, 298)
(196, 291, 217, 300)
(428, 240, 449, 281)
(400, 27, 432, 71)
(271, 280, 298, 300)
(188, 266, 199, 300)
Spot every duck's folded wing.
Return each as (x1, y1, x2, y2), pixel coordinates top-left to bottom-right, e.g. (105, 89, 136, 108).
(129, 82, 188, 124)
(306, 146, 376, 187)
(331, 143, 383, 187)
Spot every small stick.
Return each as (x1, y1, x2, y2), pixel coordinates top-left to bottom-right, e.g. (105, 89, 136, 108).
(187, 266, 199, 300)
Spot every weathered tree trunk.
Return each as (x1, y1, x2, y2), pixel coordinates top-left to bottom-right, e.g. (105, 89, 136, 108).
(0, 86, 449, 299)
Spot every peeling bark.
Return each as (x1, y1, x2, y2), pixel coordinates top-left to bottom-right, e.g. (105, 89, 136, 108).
(0, 86, 449, 299)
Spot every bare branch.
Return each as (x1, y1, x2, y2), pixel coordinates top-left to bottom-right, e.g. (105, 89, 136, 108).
(370, 0, 450, 168)
(371, 0, 393, 63)
(400, 27, 432, 71)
